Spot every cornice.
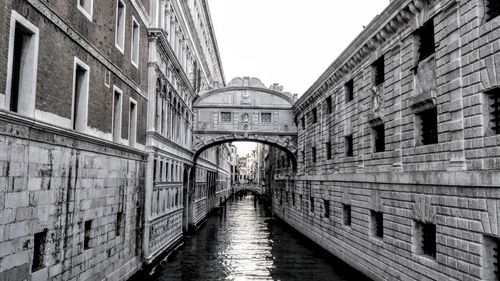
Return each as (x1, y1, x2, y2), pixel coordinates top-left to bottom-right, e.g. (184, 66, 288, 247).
(294, 0, 440, 114)
(194, 86, 295, 106)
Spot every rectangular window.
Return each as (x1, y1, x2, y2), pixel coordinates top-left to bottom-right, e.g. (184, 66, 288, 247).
(415, 19, 435, 63)
(326, 142, 332, 160)
(116, 211, 123, 236)
(486, 0, 500, 21)
(78, 0, 93, 21)
(72, 58, 89, 132)
(6, 11, 39, 116)
(416, 107, 438, 145)
(301, 116, 306, 129)
(323, 200, 330, 218)
(310, 197, 314, 213)
(345, 135, 353, 157)
(131, 17, 140, 67)
(345, 79, 354, 102)
(261, 112, 272, 123)
(153, 159, 157, 181)
(159, 161, 163, 181)
(112, 87, 123, 143)
(326, 96, 332, 114)
(373, 56, 385, 86)
(292, 192, 295, 206)
(84, 220, 92, 250)
(32, 230, 47, 272)
(484, 235, 500, 280)
(221, 112, 232, 122)
(129, 100, 137, 147)
(373, 124, 385, 153)
(343, 204, 352, 226)
(312, 147, 317, 163)
(115, 0, 126, 53)
(371, 211, 384, 238)
(415, 221, 436, 258)
(312, 108, 318, 124)
(487, 88, 500, 135)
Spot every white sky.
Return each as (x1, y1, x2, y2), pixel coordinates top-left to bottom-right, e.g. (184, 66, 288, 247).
(207, 0, 390, 155)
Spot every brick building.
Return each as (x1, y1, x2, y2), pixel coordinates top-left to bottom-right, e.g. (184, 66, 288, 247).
(269, 0, 500, 280)
(0, 0, 230, 279)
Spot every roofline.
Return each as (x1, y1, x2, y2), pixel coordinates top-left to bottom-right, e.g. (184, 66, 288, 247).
(202, 0, 226, 86)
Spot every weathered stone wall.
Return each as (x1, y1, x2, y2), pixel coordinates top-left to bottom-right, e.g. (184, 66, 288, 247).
(272, 0, 500, 280)
(0, 117, 146, 281)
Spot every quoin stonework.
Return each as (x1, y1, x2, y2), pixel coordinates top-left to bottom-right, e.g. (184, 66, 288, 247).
(1, 0, 500, 280)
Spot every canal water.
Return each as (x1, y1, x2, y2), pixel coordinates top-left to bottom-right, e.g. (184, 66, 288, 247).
(149, 194, 371, 281)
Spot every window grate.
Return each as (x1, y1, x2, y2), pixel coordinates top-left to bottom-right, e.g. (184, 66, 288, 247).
(343, 204, 351, 226)
(418, 107, 438, 145)
(422, 223, 436, 258)
(487, 0, 500, 21)
(261, 112, 272, 123)
(490, 91, 500, 134)
(373, 124, 385, 152)
(221, 112, 232, 122)
(415, 19, 435, 62)
(345, 79, 354, 102)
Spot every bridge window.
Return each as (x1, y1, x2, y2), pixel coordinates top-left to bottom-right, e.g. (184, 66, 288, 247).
(416, 107, 438, 145)
(343, 204, 352, 226)
(371, 211, 383, 238)
(486, 0, 500, 21)
(372, 124, 385, 153)
(372, 55, 385, 87)
(311, 147, 317, 163)
(486, 88, 500, 134)
(484, 235, 500, 280)
(414, 19, 435, 64)
(345, 79, 354, 102)
(345, 135, 353, 157)
(221, 112, 232, 122)
(323, 200, 330, 218)
(414, 221, 436, 258)
(261, 112, 272, 123)
(326, 96, 332, 114)
(32, 229, 47, 272)
(326, 142, 332, 160)
(312, 108, 318, 124)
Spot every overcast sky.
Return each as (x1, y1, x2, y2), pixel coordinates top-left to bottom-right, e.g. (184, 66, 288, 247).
(207, 0, 390, 156)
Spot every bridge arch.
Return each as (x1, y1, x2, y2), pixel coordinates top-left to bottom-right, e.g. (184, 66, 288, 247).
(193, 77, 298, 166)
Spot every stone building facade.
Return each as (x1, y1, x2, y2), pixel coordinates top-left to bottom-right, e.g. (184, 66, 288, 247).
(0, 0, 150, 280)
(142, 0, 230, 264)
(0, 0, 231, 280)
(270, 0, 500, 280)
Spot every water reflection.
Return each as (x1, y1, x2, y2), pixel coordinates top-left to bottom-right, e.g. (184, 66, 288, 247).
(151, 194, 371, 281)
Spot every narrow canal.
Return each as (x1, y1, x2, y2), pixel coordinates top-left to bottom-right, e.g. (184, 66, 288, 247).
(149, 193, 371, 281)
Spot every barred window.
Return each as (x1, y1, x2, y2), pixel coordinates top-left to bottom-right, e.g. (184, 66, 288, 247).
(371, 211, 384, 238)
(326, 142, 332, 160)
(486, 0, 500, 21)
(484, 235, 500, 280)
(373, 124, 385, 153)
(345, 79, 354, 102)
(415, 221, 436, 258)
(373, 56, 385, 86)
(416, 107, 438, 145)
(487, 88, 500, 134)
(345, 135, 353, 157)
(323, 200, 330, 218)
(414, 19, 435, 63)
(221, 112, 232, 122)
(261, 112, 272, 123)
(343, 204, 352, 226)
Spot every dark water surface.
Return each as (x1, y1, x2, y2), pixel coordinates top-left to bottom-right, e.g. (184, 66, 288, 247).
(150, 194, 371, 281)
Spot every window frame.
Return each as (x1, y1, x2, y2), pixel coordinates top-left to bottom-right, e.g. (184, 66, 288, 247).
(345, 79, 354, 102)
(128, 98, 137, 147)
(72, 57, 90, 132)
(115, 0, 126, 54)
(112, 85, 124, 143)
(131, 16, 140, 68)
(5, 10, 39, 117)
(78, 0, 94, 22)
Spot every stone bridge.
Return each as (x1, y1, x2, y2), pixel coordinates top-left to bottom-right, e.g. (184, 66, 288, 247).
(192, 77, 298, 165)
